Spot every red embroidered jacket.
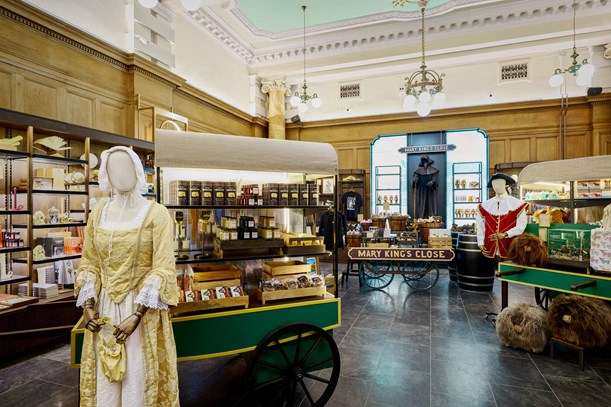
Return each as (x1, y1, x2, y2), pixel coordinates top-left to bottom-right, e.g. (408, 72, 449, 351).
(478, 202, 528, 258)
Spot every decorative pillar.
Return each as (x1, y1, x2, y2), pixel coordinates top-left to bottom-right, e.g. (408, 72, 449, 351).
(261, 80, 291, 139)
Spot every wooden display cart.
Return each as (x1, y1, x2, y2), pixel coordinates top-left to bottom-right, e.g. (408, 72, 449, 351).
(71, 130, 342, 406)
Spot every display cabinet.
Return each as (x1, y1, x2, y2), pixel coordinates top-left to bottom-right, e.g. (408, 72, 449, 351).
(155, 130, 339, 315)
(451, 161, 483, 225)
(373, 165, 401, 213)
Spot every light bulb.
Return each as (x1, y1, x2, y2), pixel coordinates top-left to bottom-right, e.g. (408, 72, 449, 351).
(137, 0, 158, 8)
(311, 96, 322, 108)
(290, 95, 300, 107)
(418, 91, 431, 103)
(432, 92, 446, 107)
(576, 74, 589, 87)
(298, 102, 308, 113)
(416, 103, 431, 117)
(578, 63, 595, 77)
(548, 74, 564, 88)
(181, 0, 201, 11)
(403, 94, 416, 110)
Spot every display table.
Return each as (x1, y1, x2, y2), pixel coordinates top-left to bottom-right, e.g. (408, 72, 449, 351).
(497, 262, 611, 309)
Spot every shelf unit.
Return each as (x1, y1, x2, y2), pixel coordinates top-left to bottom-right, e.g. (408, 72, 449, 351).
(0, 108, 155, 305)
(451, 161, 483, 224)
(155, 130, 338, 314)
(373, 165, 401, 213)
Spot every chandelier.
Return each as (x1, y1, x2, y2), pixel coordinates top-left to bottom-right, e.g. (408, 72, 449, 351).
(549, 0, 595, 88)
(395, 0, 445, 117)
(137, 0, 202, 11)
(290, 5, 321, 113)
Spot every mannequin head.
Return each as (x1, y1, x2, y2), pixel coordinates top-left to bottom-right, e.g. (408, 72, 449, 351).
(107, 151, 137, 193)
(98, 146, 147, 195)
(491, 178, 508, 197)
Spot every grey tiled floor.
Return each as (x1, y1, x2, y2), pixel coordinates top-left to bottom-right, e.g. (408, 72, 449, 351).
(1, 265, 610, 406)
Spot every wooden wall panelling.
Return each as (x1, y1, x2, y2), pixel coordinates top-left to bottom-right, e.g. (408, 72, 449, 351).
(0, 68, 12, 108)
(488, 139, 506, 171)
(509, 138, 531, 163)
(97, 99, 127, 136)
(336, 148, 355, 170)
(66, 90, 95, 128)
(534, 137, 558, 162)
(23, 77, 58, 120)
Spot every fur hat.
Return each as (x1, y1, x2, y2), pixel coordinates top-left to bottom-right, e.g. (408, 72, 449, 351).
(487, 172, 516, 188)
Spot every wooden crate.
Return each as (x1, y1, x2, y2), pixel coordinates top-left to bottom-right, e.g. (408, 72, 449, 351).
(214, 238, 284, 258)
(428, 236, 452, 248)
(172, 266, 248, 316)
(262, 260, 312, 278)
(257, 285, 327, 305)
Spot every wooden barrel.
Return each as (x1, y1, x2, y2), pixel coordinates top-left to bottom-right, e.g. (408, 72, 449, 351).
(448, 232, 459, 282)
(372, 218, 387, 229)
(456, 233, 495, 292)
(389, 216, 408, 231)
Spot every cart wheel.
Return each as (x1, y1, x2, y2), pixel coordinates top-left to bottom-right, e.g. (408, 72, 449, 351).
(246, 322, 340, 407)
(360, 261, 394, 289)
(535, 287, 549, 310)
(402, 261, 439, 290)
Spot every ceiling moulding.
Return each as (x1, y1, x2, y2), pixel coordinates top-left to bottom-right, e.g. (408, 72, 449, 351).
(188, 0, 608, 67)
(186, 9, 254, 63)
(230, 0, 502, 40)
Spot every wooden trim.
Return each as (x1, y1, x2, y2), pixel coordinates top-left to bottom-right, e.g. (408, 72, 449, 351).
(0, 107, 154, 152)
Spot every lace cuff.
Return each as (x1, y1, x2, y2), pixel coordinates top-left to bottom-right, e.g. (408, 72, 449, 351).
(76, 272, 98, 307)
(135, 275, 169, 310)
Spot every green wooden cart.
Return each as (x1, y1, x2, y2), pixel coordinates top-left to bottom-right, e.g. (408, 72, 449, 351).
(71, 131, 344, 406)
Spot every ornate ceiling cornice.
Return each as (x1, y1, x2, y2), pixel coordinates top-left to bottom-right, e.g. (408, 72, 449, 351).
(187, 0, 608, 68)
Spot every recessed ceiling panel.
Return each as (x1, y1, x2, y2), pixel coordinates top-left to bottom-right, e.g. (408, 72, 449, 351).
(237, 0, 453, 34)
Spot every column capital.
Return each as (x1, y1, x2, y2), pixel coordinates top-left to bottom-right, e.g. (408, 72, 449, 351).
(261, 80, 291, 96)
(605, 43, 611, 60)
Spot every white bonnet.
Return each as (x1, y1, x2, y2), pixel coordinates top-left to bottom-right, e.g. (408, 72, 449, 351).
(98, 146, 147, 194)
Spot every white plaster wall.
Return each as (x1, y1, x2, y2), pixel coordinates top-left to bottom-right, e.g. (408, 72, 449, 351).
(22, 0, 127, 51)
(295, 51, 611, 122)
(173, 13, 252, 115)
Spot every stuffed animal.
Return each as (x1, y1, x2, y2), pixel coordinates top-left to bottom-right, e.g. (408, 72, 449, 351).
(496, 304, 549, 352)
(548, 208, 569, 224)
(548, 294, 611, 348)
(507, 233, 549, 267)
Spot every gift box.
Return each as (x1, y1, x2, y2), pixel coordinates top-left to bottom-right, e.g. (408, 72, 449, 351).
(590, 228, 611, 273)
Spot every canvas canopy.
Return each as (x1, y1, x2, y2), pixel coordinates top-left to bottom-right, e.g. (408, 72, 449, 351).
(155, 130, 338, 175)
(518, 155, 611, 185)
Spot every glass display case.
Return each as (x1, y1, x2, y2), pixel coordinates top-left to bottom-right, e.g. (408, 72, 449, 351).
(547, 228, 591, 262)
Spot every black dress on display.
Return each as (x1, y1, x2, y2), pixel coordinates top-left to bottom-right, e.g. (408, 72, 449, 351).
(412, 155, 439, 219)
(317, 210, 347, 251)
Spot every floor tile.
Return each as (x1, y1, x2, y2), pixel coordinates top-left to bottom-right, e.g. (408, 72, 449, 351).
(393, 309, 430, 327)
(544, 375, 611, 407)
(430, 359, 493, 401)
(387, 323, 431, 347)
(431, 318, 473, 340)
(336, 344, 382, 379)
(368, 370, 430, 406)
(40, 344, 72, 363)
(0, 379, 74, 407)
(353, 312, 396, 330)
(482, 354, 551, 391)
(39, 364, 80, 388)
(310, 375, 372, 407)
(530, 352, 602, 382)
(0, 357, 66, 394)
(431, 391, 496, 407)
(340, 327, 390, 352)
(491, 383, 560, 407)
(378, 341, 431, 375)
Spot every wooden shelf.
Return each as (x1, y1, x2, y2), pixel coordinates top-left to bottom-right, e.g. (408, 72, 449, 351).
(32, 189, 88, 195)
(0, 149, 30, 159)
(13, 222, 86, 229)
(0, 275, 31, 286)
(0, 210, 31, 215)
(14, 254, 81, 265)
(32, 154, 87, 165)
(165, 205, 327, 210)
(0, 246, 31, 254)
(176, 250, 331, 265)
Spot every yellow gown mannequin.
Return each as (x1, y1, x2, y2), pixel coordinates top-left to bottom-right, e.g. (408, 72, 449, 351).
(75, 147, 179, 407)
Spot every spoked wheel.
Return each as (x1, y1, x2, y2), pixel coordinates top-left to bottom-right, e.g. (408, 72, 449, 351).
(246, 323, 340, 407)
(535, 287, 550, 310)
(402, 261, 439, 290)
(360, 261, 394, 289)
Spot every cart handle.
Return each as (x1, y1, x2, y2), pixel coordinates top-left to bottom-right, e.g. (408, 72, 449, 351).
(570, 280, 597, 291)
(496, 268, 525, 277)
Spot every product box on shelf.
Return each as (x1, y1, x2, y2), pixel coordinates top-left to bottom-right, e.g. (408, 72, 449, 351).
(590, 228, 611, 273)
(258, 261, 326, 304)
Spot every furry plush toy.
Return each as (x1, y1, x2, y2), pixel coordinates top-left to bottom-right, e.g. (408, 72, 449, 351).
(507, 233, 549, 267)
(548, 294, 611, 348)
(496, 304, 549, 352)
